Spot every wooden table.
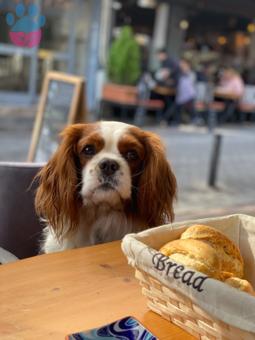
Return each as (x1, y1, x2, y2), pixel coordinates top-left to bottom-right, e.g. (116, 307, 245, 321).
(0, 241, 194, 340)
(214, 89, 241, 101)
(154, 86, 176, 96)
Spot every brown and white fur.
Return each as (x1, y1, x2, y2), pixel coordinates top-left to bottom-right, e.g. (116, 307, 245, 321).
(35, 121, 177, 253)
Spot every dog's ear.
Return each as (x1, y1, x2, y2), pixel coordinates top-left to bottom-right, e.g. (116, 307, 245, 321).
(137, 131, 177, 226)
(35, 124, 85, 239)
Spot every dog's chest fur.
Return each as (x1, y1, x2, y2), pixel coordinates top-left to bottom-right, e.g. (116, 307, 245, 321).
(42, 203, 145, 253)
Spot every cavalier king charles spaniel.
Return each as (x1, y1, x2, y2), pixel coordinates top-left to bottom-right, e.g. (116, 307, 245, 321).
(35, 121, 177, 253)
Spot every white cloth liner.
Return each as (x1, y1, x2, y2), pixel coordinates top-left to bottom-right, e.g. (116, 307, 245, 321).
(0, 247, 19, 264)
(121, 214, 255, 333)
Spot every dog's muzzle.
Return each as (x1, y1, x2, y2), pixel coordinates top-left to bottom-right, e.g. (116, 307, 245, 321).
(99, 158, 120, 177)
(98, 158, 120, 190)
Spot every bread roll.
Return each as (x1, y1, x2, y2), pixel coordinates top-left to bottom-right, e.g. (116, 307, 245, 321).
(181, 224, 244, 278)
(159, 224, 254, 295)
(224, 277, 255, 295)
(160, 239, 222, 279)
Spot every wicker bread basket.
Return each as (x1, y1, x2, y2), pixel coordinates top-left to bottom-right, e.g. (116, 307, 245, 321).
(122, 214, 255, 340)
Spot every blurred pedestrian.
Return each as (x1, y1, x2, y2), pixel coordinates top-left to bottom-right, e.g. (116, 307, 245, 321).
(215, 68, 244, 122)
(154, 48, 179, 87)
(137, 48, 180, 124)
(171, 58, 197, 125)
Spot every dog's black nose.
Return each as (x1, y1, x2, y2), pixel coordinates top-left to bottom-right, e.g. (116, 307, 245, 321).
(99, 159, 120, 176)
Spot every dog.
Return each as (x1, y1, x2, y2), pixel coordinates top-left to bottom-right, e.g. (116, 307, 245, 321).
(35, 121, 177, 253)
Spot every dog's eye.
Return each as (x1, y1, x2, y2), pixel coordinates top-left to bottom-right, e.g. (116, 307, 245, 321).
(82, 144, 96, 156)
(125, 150, 139, 161)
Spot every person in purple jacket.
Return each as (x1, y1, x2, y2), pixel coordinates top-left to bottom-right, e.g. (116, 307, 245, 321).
(172, 58, 197, 125)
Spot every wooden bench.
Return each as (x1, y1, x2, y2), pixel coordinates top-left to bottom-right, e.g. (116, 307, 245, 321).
(100, 83, 164, 125)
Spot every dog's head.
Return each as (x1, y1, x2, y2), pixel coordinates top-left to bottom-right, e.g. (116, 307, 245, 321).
(35, 121, 177, 238)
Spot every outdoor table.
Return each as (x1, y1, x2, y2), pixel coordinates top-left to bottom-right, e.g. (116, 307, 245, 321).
(214, 88, 241, 101)
(0, 241, 194, 340)
(154, 86, 176, 96)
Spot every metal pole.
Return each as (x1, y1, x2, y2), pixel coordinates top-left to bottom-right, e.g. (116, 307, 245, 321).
(86, 0, 102, 114)
(29, 47, 38, 103)
(166, 4, 187, 60)
(206, 83, 217, 132)
(67, 0, 79, 74)
(208, 134, 223, 187)
(28, 0, 41, 103)
(207, 109, 216, 132)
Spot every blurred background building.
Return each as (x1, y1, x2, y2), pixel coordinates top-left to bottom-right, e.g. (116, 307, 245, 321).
(0, 0, 92, 105)
(1, 0, 255, 111)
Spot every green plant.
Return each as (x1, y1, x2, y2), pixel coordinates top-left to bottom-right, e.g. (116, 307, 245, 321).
(107, 26, 141, 85)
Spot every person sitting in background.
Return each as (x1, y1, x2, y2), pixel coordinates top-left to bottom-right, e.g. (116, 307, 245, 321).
(138, 48, 179, 92)
(215, 68, 245, 122)
(217, 68, 244, 98)
(138, 49, 179, 123)
(154, 48, 179, 87)
(171, 58, 198, 125)
(196, 63, 210, 82)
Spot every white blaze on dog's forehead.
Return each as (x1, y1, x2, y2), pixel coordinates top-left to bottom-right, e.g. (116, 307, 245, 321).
(99, 121, 131, 152)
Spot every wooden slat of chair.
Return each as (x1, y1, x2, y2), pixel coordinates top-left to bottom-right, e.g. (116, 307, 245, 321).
(138, 99, 164, 110)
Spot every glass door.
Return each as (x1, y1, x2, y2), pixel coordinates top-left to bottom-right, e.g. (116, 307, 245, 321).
(0, 0, 81, 104)
(0, 0, 40, 103)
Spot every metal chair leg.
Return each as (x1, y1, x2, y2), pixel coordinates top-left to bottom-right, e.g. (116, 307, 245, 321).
(208, 109, 217, 132)
(134, 106, 146, 126)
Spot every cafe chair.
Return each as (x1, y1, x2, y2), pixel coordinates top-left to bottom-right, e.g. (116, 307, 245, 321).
(195, 82, 226, 129)
(238, 85, 255, 122)
(0, 162, 44, 262)
(194, 81, 210, 124)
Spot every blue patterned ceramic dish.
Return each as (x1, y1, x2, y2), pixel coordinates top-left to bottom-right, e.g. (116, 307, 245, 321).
(66, 316, 157, 340)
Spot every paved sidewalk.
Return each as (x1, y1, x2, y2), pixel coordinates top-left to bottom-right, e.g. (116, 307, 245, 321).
(0, 106, 254, 221)
(150, 125, 255, 220)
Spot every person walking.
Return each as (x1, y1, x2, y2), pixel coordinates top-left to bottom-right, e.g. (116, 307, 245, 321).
(172, 59, 197, 125)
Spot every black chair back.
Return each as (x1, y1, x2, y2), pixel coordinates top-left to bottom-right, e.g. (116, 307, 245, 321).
(0, 162, 43, 259)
